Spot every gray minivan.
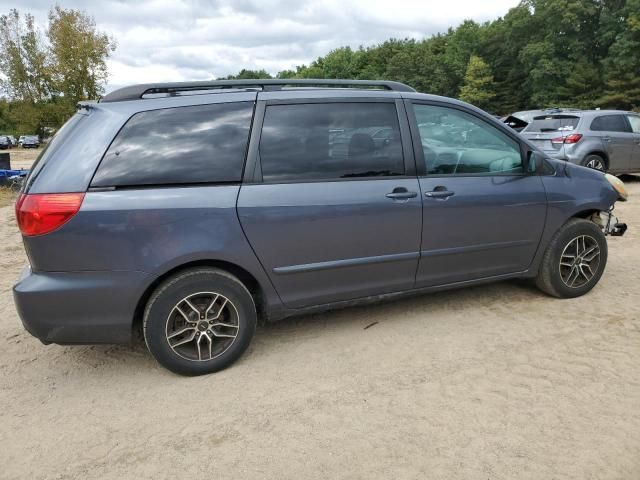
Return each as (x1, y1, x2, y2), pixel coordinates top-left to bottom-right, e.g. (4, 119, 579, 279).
(521, 110, 640, 173)
(13, 80, 628, 375)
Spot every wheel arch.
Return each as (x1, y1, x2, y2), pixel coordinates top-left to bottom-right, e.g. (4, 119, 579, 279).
(528, 205, 609, 278)
(132, 259, 266, 337)
(571, 208, 601, 220)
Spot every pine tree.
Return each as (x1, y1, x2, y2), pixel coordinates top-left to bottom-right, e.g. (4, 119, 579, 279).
(459, 55, 496, 112)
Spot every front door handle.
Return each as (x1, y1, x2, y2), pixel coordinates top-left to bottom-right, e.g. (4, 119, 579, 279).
(386, 187, 417, 200)
(425, 189, 455, 199)
(602, 136, 611, 142)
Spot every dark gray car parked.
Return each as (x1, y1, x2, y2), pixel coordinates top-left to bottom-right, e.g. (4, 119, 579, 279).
(13, 79, 628, 375)
(521, 110, 640, 173)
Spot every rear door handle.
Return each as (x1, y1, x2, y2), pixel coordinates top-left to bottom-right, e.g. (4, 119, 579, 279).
(425, 190, 455, 199)
(602, 136, 611, 142)
(386, 190, 418, 200)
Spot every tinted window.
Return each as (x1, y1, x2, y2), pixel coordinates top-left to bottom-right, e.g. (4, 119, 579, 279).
(413, 104, 522, 175)
(25, 113, 84, 193)
(92, 102, 253, 187)
(259, 103, 404, 182)
(627, 115, 640, 133)
(590, 115, 629, 133)
(526, 115, 580, 132)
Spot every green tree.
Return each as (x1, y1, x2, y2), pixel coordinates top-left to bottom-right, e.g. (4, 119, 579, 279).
(0, 99, 13, 133)
(0, 9, 51, 102)
(516, 0, 609, 108)
(276, 69, 297, 79)
(47, 6, 115, 105)
(0, 7, 115, 135)
(459, 55, 496, 111)
(219, 68, 272, 80)
(220, 0, 638, 114)
(599, 0, 640, 109)
(480, 5, 534, 112)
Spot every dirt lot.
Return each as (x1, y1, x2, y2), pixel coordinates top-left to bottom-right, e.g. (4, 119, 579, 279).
(3, 147, 40, 170)
(1, 164, 639, 479)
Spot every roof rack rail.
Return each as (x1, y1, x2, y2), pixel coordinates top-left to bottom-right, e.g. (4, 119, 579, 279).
(101, 79, 416, 102)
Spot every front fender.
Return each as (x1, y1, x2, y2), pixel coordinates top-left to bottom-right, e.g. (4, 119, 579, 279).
(526, 161, 618, 276)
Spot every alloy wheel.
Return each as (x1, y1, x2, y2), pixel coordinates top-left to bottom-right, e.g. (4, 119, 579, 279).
(165, 292, 240, 361)
(585, 157, 605, 171)
(559, 235, 601, 288)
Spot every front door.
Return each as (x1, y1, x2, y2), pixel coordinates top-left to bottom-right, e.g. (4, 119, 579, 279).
(237, 99, 422, 308)
(406, 101, 547, 287)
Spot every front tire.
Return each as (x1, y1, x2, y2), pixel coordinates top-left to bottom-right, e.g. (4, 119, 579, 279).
(143, 268, 257, 376)
(536, 218, 608, 298)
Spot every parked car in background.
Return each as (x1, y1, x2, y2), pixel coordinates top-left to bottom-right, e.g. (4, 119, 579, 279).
(18, 135, 25, 146)
(0, 135, 16, 148)
(521, 110, 640, 173)
(502, 115, 529, 132)
(0, 136, 10, 150)
(21, 135, 40, 148)
(13, 79, 628, 376)
(505, 108, 583, 131)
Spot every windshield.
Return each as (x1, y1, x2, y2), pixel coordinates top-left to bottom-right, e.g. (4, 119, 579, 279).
(525, 115, 580, 133)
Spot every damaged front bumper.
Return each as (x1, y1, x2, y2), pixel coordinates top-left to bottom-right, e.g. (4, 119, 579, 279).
(593, 209, 627, 237)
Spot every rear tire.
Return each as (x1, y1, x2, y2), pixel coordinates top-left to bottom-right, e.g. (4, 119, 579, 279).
(581, 154, 606, 172)
(143, 268, 256, 376)
(536, 218, 607, 298)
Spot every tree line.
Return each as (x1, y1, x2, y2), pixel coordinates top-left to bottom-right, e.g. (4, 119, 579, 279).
(1, 0, 639, 136)
(0, 7, 114, 136)
(224, 0, 640, 114)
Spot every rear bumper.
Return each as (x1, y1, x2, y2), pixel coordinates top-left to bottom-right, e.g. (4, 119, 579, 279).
(13, 266, 151, 345)
(543, 150, 582, 164)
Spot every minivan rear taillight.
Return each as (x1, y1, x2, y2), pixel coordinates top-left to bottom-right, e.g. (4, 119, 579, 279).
(15, 193, 85, 236)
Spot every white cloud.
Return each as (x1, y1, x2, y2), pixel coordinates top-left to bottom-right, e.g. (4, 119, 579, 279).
(1, 0, 520, 92)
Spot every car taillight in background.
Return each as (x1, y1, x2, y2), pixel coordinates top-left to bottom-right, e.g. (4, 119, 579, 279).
(551, 133, 583, 145)
(15, 193, 85, 236)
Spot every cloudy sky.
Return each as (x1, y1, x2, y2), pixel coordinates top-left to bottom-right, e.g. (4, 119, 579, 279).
(3, 0, 519, 93)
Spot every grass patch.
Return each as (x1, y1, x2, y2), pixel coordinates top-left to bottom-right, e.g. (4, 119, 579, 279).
(0, 187, 18, 208)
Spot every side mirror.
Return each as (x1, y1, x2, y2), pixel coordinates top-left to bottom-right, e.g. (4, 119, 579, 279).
(526, 150, 544, 174)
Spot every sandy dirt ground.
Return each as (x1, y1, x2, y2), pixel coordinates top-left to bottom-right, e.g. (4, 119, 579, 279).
(0, 167, 639, 479)
(3, 148, 39, 170)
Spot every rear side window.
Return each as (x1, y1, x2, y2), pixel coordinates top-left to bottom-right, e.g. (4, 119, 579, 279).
(91, 102, 253, 187)
(526, 115, 580, 132)
(259, 102, 404, 182)
(24, 113, 84, 193)
(590, 115, 629, 133)
(626, 115, 640, 133)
